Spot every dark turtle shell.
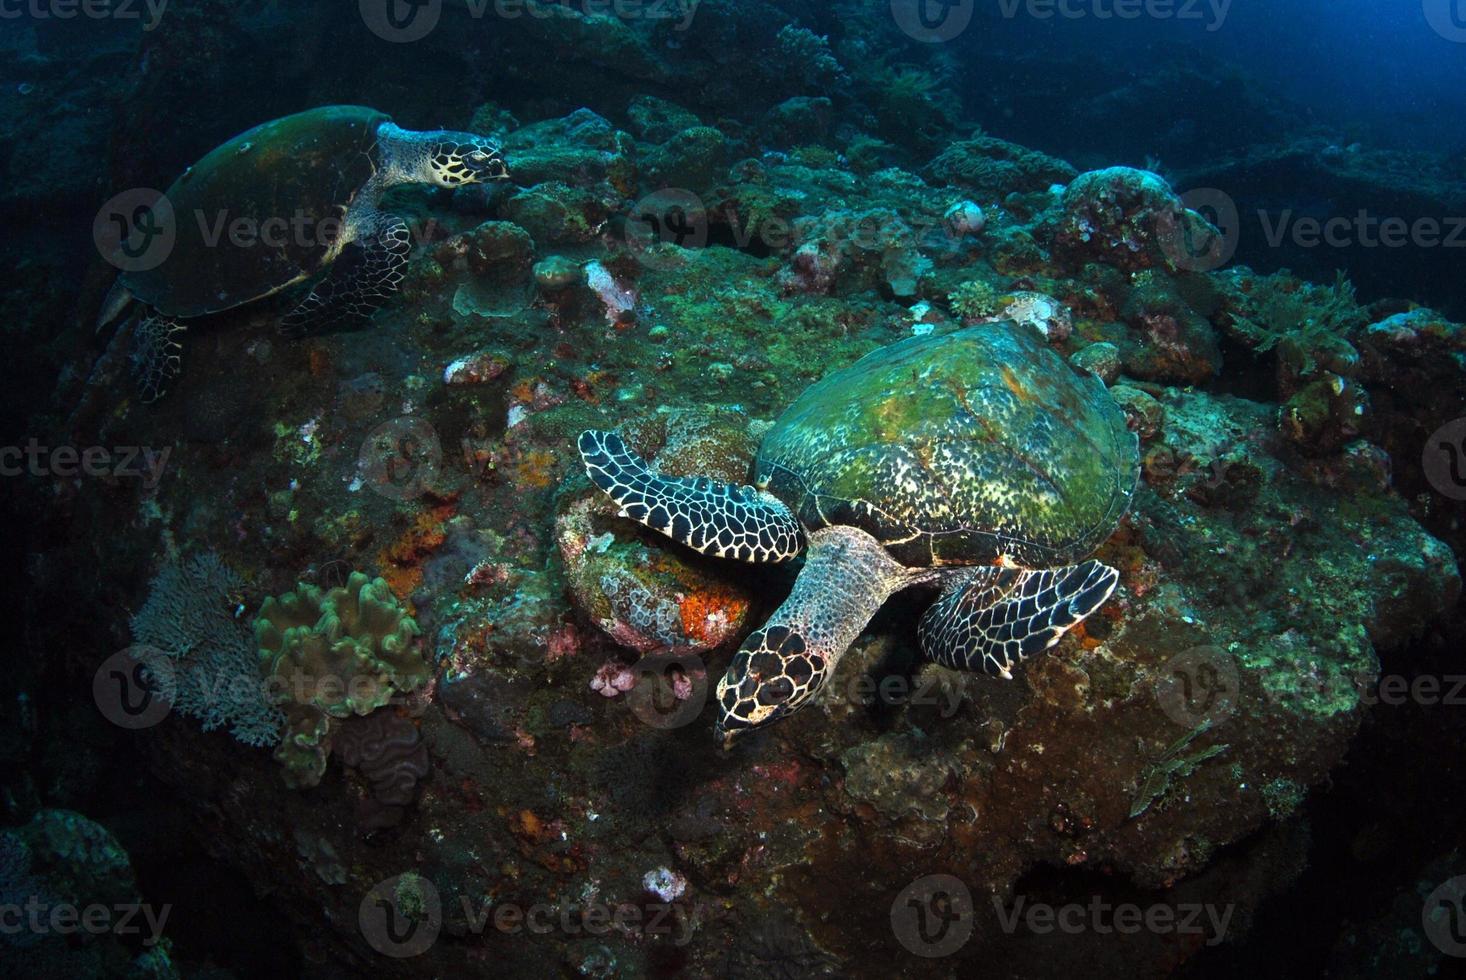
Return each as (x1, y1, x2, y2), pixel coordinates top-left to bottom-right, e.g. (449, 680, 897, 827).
(122, 105, 391, 318)
(754, 323, 1139, 568)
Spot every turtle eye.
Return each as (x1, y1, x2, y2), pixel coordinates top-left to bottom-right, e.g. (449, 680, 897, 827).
(469, 150, 488, 162)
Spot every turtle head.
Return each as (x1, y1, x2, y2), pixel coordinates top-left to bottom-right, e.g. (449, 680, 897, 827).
(713, 626, 828, 749)
(379, 122, 511, 188)
(424, 134, 509, 187)
(711, 526, 910, 749)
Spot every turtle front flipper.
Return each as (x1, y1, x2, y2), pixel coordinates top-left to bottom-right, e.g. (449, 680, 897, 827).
(918, 560, 1119, 679)
(280, 213, 411, 337)
(130, 313, 187, 403)
(715, 526, 917, 747)
(578, 430, 803, 562)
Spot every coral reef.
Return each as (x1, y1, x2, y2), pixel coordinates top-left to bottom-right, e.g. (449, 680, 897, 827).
(780, 207, 931, 298)
(51, 90, 1459, 971)
(10, 15, 1466, 976)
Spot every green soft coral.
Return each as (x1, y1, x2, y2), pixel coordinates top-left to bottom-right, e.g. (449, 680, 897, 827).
(1227, 270, 1366, 354)
(256, 572, 426, 788)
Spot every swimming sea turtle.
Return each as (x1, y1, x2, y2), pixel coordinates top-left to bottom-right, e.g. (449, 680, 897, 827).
(578, 323, 1139, 747)
(96, 105, 511, 401)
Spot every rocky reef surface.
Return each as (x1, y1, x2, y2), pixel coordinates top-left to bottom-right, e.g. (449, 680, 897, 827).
(5, 3, 1466, 978)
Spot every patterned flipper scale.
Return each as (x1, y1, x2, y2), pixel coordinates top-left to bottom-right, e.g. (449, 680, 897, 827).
(281, 214, 410, 336)
(919, 560, 1119, 678)
(578, 430, 802, 563)
(130, 314, 187, 403)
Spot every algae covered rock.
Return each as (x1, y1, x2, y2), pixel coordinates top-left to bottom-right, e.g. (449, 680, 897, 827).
(627, 94, 701, 143)
(642, 125, 730, 192)
(1119, 270, 1223, 383)
(1071, 340, 1123, 384)
(499, 108, 637, 194)
(780, 207, 932, 298)
(256, 572, 427, 787)
(760, 95, 834, 147)
(926, 134, 1077, 197)
(1054, 166, 1221, 273)
(424, 219, 536, 320)
(557, 409, 758, 655)
(504, 181, 615, 246)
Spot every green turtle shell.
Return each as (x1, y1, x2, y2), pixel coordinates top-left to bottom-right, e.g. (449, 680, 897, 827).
(122, 105, 391, 318)
(754, 323, 1139, 568)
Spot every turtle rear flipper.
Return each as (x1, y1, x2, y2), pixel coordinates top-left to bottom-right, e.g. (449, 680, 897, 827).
(578, 430, 803, 563)
(96, 279, 135, 334)
(130, 313, 187, 403)
(919, 560, 1118, 678)
(281, 213, 410, 337)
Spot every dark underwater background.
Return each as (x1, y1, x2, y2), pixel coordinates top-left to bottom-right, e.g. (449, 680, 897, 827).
(4, 2, 1466, 977)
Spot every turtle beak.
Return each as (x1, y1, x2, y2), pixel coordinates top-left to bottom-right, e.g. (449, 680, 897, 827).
(464, 145, 510, 183)
(483, 156, 510, 181)
(713, 715, 747, 751)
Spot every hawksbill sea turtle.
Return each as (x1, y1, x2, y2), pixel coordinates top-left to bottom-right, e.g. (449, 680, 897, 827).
(95, 105, 511, 401)
(578, 323, 1140, 747)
